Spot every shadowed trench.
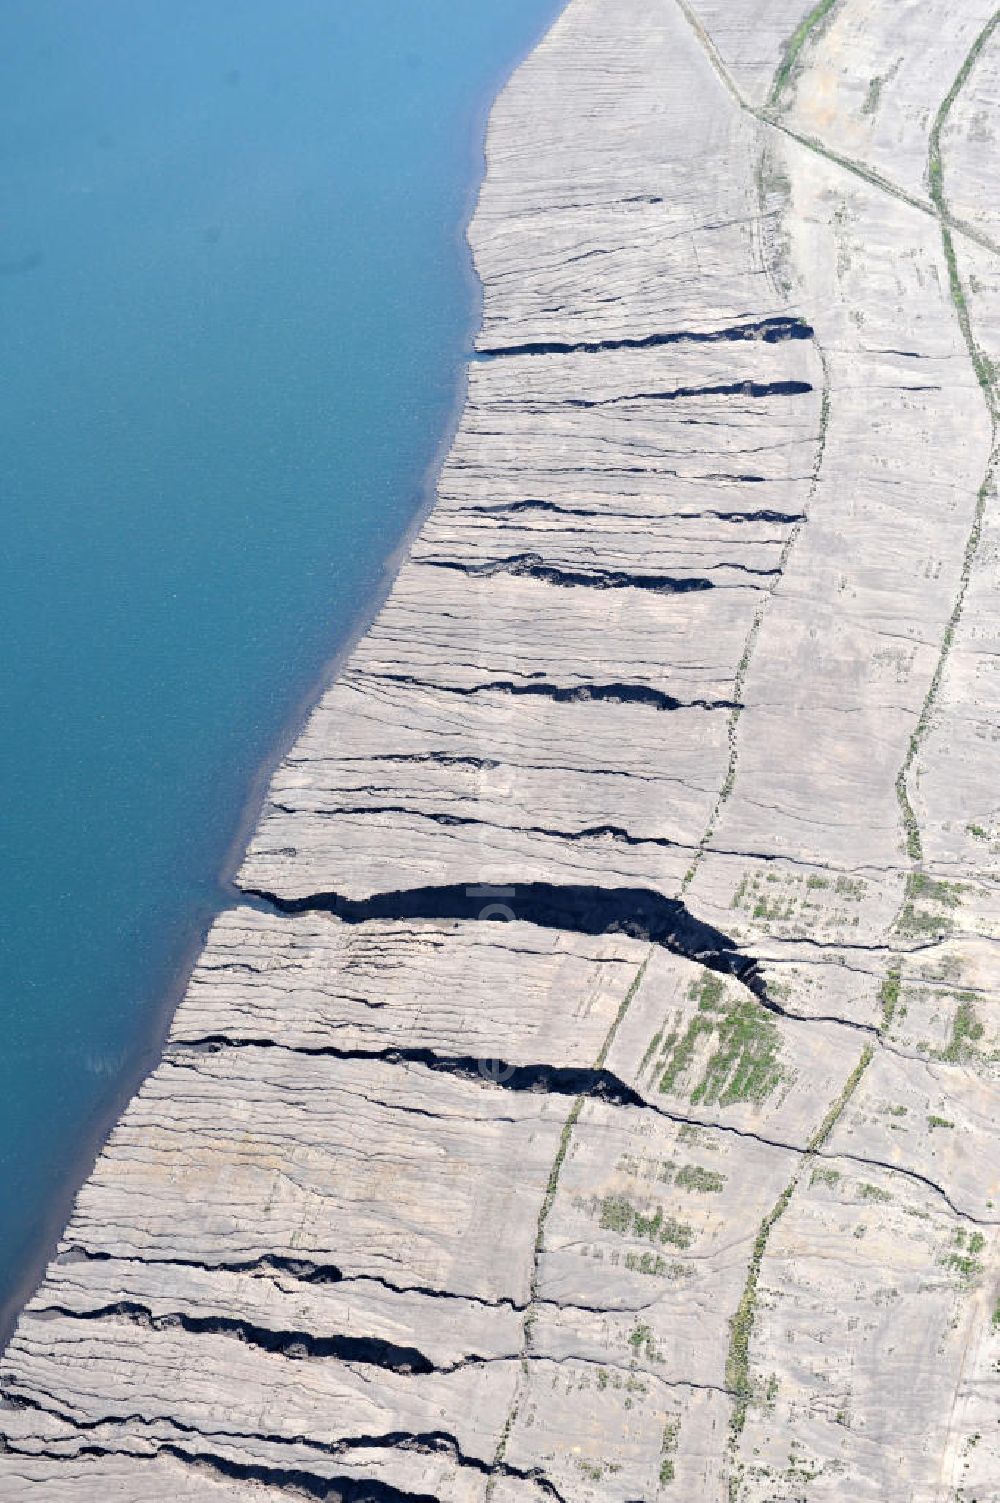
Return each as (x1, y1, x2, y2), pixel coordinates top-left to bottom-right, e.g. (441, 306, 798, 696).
(241, 880, 769, 1000)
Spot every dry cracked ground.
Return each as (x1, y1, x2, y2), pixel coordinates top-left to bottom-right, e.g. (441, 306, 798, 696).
(2, 1, 1000, 1499)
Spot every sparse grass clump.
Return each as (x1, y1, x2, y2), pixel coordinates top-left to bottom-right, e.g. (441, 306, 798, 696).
(861, 74, 884, 116)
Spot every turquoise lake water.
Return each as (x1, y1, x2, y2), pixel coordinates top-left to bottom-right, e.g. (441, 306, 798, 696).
(0, 0, 563, 1329)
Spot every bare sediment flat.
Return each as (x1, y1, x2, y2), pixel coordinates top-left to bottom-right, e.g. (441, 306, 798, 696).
(3, 1, 1000, 1499)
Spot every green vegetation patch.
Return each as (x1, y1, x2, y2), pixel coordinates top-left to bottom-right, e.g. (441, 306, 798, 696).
(861, 74, 884, 117)
(731, 866, 867, 938)
(897, 871, 964, 939)
(727, 1182, 796, 1403)
(726, 1043, 874, 1456)
(939, 998, 985, 1063)
(598, 1194, 693, 1249)
(768, 0, 840, 109)
(624, 1251, 690, 1280)
(659, 1417, 680, 1487)
(628, 1322, 663, 1362)
(639, 1028, 663, 1076)
(576, 1458, 621, 1482)
(909, 872, 963, 906)
(942, 1228, 985, 1282)
(879, 965, 902, 1029)
(658, 972, 784, 1107)
(676, 1163, 726, 1194)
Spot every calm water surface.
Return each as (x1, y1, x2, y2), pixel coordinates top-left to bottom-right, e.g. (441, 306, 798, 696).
(0, 0, 563, 1326)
